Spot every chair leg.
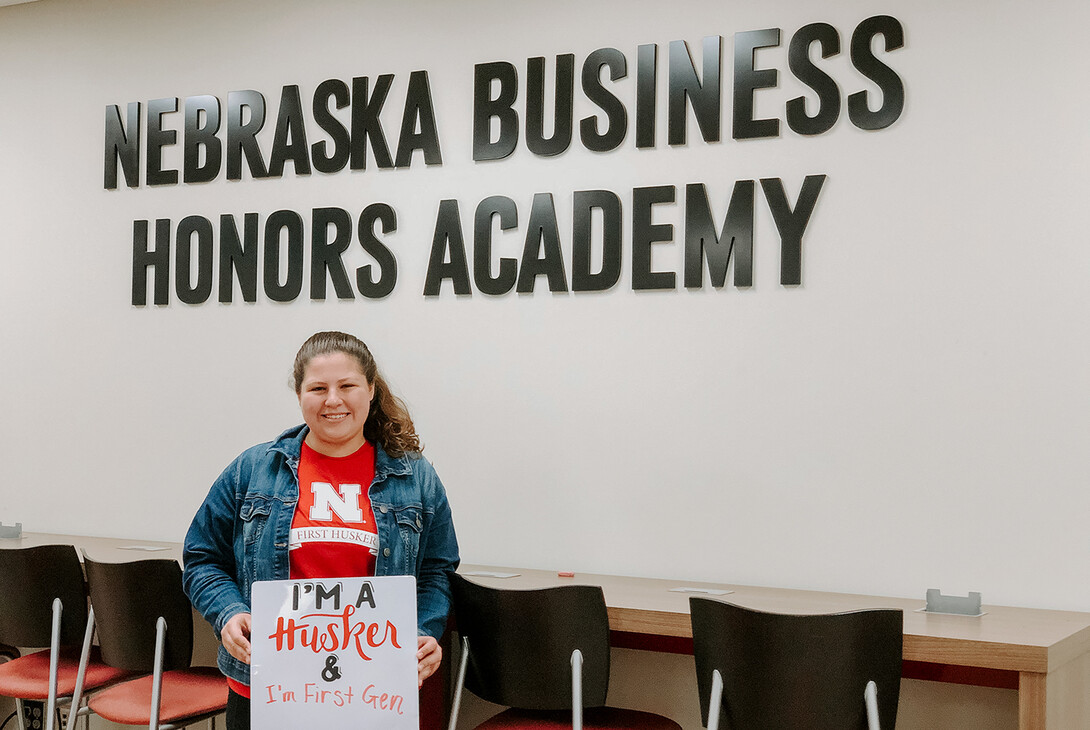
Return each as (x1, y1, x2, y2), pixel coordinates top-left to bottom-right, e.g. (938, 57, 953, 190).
(864, 680, 880, 730)
(447, 635, 470, 730)
(66, 606, 97, 730)
(707, 669, 723, 730)
(46, 598, 63, 730)
(570, 649, 583, 730)
(149, 616, 168, 730)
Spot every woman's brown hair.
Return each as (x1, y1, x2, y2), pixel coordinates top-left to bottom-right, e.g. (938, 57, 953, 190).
(292, 331, 422, 458)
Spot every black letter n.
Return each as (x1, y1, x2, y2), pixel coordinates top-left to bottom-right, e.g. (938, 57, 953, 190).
(105, 102, 140, 189)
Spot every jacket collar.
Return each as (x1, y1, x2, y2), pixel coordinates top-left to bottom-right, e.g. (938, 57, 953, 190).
(268, 424, 413, 479)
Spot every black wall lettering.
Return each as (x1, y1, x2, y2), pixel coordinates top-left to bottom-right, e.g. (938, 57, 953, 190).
(632, 185, 676, 290)
(849, 15, 905, 130)
(350, 75, 395, 170)
(733, 29, 781, 140)
(473, 195, 519, 296)
(668, 36, 721, 145)
(473, 62, 519, 161)
(218, 213, 259, 303)
(526, 55, 574, 157)
(183, 95, 222, 184)
(132, 219, 170, 306)
(572, 189, 622, 292)
(787, 23, 841, 136)
(263, 210, 304, 301)
(580, 48, 628, 153)
(635, 44, 657, 148)
(684, 181, 754, 288)
(424, 200, 472, 296)
(312, 79, 351, 174)
(760, 175, 826, 285)
(310, 207, 354, 300)
(175, 215, 214, 304)
(395, 70, 443, 167)
(226, 90, 269, 180)
(146, 97, 179, 186)
(517, 193, 568, 293)
(357, 203, 398, 299)
(104, 102, 140, 190)
(268, 85, 312, 178)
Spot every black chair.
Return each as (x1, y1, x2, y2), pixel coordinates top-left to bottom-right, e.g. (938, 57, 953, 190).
(448, 573, 681, 729)
(0, 545, 131, 730)
(689, 597, 903, 730)
(71, 556, 226, 730)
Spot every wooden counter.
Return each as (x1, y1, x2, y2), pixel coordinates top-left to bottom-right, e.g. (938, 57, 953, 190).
(458, 564, 1090, 730)
(1, 531, 183, 563)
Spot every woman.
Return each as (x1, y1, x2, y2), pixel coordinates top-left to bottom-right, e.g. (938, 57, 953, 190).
(183, 331, 460, 729)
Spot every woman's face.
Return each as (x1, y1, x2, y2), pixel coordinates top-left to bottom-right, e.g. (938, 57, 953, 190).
(297, 351, 375, 456)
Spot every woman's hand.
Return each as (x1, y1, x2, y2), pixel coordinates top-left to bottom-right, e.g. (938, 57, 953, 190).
(417, 635, 442, 687)
(222, 612, 252, 664)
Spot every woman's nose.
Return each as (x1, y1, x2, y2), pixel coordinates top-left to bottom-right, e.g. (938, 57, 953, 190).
(324, 388, 343, 405)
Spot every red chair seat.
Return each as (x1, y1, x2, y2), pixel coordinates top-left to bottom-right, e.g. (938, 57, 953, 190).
(0, 645, 132, 699)
(88, 666, 227, 725)
(477, 706, 682, 729)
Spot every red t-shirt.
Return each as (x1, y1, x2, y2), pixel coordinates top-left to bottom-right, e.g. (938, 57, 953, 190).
(229, 441, 378, 699)
(289, 440, 379, 579)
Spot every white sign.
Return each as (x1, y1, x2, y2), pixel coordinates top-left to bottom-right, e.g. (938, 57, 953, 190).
(251, 576, 419, 729)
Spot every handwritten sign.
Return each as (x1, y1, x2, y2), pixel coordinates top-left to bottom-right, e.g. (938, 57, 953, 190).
(251, 576, 419, 729)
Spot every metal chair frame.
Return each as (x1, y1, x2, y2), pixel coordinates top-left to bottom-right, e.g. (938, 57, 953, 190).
(71, 555, 224, 730)
(0, 545, 106, 730)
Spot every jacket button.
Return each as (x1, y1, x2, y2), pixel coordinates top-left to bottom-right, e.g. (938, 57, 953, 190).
(383, 548, 391, 557)
(416, 517, 423, 528)
(379, 505, 388, 514)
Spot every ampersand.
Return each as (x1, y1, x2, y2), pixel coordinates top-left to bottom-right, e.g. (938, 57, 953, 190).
(321, 654, 342, 682)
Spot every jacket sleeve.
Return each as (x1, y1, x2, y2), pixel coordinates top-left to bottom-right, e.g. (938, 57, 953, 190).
(414, 459, 460, 638)
(182, 454, 251, 636)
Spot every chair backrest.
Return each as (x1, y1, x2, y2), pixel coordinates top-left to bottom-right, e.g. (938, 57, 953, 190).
(0, 544, 88, 647)
(83, 555, 193, 673)
(450, 573, 611, 710)
(689, 597, 903, 730)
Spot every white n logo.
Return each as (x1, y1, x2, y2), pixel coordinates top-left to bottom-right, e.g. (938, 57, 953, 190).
(309, 482, 364, 522)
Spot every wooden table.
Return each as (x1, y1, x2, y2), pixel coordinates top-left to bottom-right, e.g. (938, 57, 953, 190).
(458, 564, 1090, 730)
(1, 531, 184, 562)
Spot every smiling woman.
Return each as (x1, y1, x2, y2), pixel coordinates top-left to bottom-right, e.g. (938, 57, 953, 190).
(181, 331, 460, 730)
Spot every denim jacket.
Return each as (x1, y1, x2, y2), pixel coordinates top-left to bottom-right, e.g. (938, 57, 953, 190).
(182, 424, 460, 686)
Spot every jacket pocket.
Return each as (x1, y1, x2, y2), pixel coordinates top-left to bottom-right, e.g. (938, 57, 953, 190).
(391, 506, 423, 570)
(240, 496, 274, 548)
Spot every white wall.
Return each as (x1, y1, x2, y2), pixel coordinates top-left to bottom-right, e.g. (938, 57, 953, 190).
(1, 0, 1087, 624)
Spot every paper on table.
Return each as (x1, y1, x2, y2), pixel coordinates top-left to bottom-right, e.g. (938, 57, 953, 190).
(462, 571, 521, 579)
(669, 587, 733, 595)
